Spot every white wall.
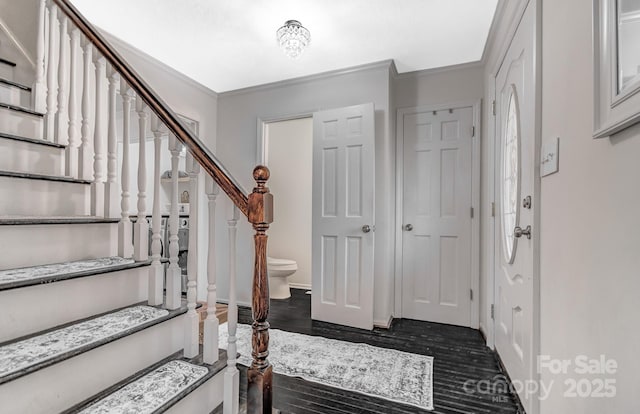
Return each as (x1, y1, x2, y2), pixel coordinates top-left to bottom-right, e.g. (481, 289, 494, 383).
(539, 0, 640, 412)
(265, 118, 313, 288)
(216, 62, 395, 326)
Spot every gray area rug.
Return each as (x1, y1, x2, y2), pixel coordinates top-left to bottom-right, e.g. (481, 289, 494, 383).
(78, 360, 208, 414)
(219, 323, 434, 410)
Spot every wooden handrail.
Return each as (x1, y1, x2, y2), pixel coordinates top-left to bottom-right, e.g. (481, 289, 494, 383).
(52, 0, 249, 216)
(50, 2, 275, 411)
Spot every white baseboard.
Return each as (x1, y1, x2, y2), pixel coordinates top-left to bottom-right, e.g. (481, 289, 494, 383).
(289, 283, 312, 291)
(373, 314, 394, 329)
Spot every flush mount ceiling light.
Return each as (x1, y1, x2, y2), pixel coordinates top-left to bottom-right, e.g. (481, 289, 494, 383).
(276, 20, 311, 59)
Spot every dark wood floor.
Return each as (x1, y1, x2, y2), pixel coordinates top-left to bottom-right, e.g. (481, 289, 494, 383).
(232, 289, 519, 414)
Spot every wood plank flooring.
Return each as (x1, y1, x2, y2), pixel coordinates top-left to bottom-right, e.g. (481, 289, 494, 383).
(231, 289, 520, 414)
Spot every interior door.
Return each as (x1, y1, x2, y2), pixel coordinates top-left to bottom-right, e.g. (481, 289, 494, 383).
(311, 103, 375, 330)
(494, 2, 537, 412)
(401, 105, 474, 326)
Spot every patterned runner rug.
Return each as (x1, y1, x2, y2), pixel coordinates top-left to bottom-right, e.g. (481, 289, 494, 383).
(77, 360, 208, 414)
(0, 305, 168, 379)
(219, 323, 434, 411)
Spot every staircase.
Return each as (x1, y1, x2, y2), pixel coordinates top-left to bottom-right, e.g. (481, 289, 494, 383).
(0, 1, 275, 413)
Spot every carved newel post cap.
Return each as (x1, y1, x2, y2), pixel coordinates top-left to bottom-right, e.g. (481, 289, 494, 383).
(253, 165, 270, 183)
(249, 165, 273, 225)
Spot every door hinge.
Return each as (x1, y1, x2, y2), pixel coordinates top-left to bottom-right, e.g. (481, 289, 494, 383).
(491, 202, 495, 217)
(491, 304, 495, 320)
(470, 289, 474, 301)
(470, 207, 475, 218)
(471, 126, 476, 137)
(492, 100, 496, 116)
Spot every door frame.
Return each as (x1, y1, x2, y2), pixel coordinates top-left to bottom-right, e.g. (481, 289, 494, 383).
(257, 112, 313, 166)
(394, 100, 482, 328)
(486, 1, 541, 412)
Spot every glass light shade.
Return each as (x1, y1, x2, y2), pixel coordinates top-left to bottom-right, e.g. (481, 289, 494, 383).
(276, 20, 310, 59)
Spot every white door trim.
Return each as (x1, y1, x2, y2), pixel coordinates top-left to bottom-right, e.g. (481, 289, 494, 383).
(257, 112, 314, 165)
(394, 100, 482, 328)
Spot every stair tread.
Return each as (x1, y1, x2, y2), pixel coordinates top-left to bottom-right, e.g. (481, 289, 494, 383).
(63, 350, 228, 414)
(0, 131, 66, 148)
(0, 102, 43, 117)
(0, 169, 91, 184)
(0, 256, 147, 291)
(0, 77, 31, 91)
(0, 215, 120, 225)
(0, 302, 187, 385)
(0, 58, 16, 67)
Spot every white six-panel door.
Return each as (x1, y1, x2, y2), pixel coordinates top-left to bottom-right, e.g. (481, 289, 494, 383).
(400, 105, 474, 327)
(494, 2, 537, 413)
(311, 103, 375, 330)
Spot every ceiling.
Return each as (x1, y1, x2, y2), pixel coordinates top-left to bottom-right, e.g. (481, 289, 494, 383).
(69, 0, 498, 93)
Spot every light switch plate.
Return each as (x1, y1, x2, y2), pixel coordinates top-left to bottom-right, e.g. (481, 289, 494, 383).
(541, 137, 559, 177)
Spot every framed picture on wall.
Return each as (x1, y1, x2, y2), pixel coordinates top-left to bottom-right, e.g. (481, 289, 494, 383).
(593, 0, 640, 138)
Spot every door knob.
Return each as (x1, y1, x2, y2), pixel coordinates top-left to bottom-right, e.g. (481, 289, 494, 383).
(362, 225, 372, 233)
(404, 224, 413, 231)
(514, 225, 532, 239)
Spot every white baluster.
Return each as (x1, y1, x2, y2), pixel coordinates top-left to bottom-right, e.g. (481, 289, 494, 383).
(149, 115, 165, 306)
(184, 153, 200, 358)
(134, 96, 149, 261)
(118, 80, 134, 259)
(65, 27, 80, 178)
(224, 204, 240, 414)
(166, 135, 182, 310)
(33, 0, 47, 112)
(55, 14, 68, 144)
(45, 2, 58, 141)
(91, 53, 106, 217)
(104, 68, 120, 217)
(203, 175, 220, 364)
(78, 39, 93, 180)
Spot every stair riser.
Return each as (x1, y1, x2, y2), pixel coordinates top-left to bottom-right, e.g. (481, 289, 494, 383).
(0, 315, 185, 414)
(0, 176, 89, 216)
(165, 370, 225, 414)
(1, 223, 117, 269)
(0, 107, 43, 140)
(0, 137, 64, 176)
(0, 267, 148, 343)
(0, 83, 31, 108)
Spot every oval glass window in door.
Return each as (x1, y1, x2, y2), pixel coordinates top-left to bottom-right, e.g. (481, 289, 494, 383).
(501, 86, 521, 264)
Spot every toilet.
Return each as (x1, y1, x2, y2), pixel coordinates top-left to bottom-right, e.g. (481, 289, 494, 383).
(267, 256, 297, 299)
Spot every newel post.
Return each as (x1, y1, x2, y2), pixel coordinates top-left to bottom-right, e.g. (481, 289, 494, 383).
(247, 165, 273, 414)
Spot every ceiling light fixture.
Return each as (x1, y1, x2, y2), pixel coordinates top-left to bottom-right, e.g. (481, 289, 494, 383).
(276, 20, 310, 59)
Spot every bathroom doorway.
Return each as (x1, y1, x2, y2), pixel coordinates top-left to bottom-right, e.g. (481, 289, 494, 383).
(262, 117, 313, 291)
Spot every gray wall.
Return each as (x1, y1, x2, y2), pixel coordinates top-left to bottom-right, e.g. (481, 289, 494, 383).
(215, 60, 486, 327)
(539, 0, 640, 411)
(216, 62, 395, 326)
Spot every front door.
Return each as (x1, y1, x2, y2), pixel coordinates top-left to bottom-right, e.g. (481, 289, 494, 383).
(494, 2, 538, 412)
(400, 105, 474, 326)
(311, 103, 375, 330)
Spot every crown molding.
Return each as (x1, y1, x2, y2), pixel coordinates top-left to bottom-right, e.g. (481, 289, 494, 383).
(219, 59, 395, 98)
(394, 60, 483, 80)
